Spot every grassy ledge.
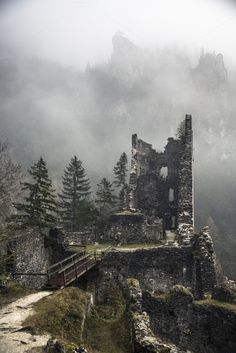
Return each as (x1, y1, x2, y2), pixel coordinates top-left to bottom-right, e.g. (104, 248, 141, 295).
(70, 242, 162, 254)
(25, 286, 131, 353)
(83, 285, 131, 353)
(24, 287, 90, 344)
(195, 299, 236, 312)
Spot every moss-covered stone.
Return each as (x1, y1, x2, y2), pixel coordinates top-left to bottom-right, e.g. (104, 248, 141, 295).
(127, 277, 140, 288)
(167, 285, 193, 306)
(212, 282, 236, 304)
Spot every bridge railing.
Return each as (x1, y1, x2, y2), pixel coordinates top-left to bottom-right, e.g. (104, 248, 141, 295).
(47, 247, 86, 277)
(13, 244, 112, 288)
(47, 251, 98, 287)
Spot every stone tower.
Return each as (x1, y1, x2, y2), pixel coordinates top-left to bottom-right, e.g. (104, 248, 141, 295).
(128, 114, 194, 243)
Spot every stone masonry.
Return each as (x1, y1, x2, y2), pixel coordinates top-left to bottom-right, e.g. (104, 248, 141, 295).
(109, 114, 194, 244)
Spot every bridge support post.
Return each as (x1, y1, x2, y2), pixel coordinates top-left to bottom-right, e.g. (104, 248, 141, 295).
(73, 258, 78, 279)
(62, 271, 66, 287)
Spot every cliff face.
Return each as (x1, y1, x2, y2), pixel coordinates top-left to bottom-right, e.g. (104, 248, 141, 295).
(193, 51, 228, 92)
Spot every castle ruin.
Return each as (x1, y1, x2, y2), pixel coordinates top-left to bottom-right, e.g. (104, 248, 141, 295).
(108, 115, 194, 245)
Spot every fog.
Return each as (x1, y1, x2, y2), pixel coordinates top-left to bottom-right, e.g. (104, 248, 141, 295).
(0, 0, 236, 247)
(1, 0, 236, 68)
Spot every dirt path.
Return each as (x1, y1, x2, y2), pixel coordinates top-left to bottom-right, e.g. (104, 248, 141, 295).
(0, 291, 52, 353)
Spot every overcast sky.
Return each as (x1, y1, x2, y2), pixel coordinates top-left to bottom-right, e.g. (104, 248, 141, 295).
(0, 0, 236, 69)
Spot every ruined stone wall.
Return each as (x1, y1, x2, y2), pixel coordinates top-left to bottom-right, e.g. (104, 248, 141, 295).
(127, 279, 183, 353)
(192, 227, 217, 298)
(9, 229, 51, 288)
(129, 115, 193, 241)
(143, 287, 236, 353)
(99, 247, 193, 293)
(129, 134, 139, 210)
(2, 228, 68, 288)
(177, 115, 194, 243)
(63, 230, 96, 245)
(130, 134, 182, 225)
(99, 229, 218, 297)
(105, 213, 163, 244)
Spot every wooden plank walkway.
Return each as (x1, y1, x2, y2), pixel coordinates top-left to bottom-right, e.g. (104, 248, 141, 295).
(46, 246, 111, 289)
(47, 252, 97, 288)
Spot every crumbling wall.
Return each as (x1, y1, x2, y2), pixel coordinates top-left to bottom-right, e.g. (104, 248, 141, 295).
(128, 115, 193, 244)
(105, 212, 163, 244)
(8, 229, 51, 288)
(177, 115, 194, 243)
(192, 227, 217, 298)
(99, 247, 193, 293)
(127, 278, 184, 353)
(3, 228, 68, 288)
(129, 134, 139, 210)
(63, 230, 96, 245)
(143, 286, 236, 353)
(99, 228, 218, 298)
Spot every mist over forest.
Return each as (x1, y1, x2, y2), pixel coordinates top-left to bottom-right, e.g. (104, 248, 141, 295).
(0, 2, 236, 277)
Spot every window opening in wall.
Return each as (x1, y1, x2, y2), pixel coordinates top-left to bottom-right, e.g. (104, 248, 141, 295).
(169, 188, 174, 202)
(171, 215, 176, 228)
(160, 166, 168, 178)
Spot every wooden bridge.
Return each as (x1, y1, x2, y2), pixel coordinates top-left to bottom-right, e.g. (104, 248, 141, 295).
(47, 249, 98, 288)
(13, 246, 110, 289)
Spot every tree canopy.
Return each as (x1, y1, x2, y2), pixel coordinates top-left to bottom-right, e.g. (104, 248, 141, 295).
(95, 177, 117, 216)
(58, 156, 91, 231)
(13, 157, 57, 229)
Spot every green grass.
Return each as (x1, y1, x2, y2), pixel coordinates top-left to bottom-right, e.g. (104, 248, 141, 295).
(70, 242, 162, 254)
(0, 279, 35, 308)
(86, 243, 112, 253)
(84, 306, 130, 353)
(195, 299, 236, 312)
(117, 242, 162, 249)
(114, 210, 143, 216)
(83, 285, 131, 353)
(25, 287, 90, 344)
(25, 286, 131, 353)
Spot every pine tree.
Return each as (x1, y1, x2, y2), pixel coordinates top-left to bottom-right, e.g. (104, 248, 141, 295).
(58, 156, 91, 231)
(113, 152, 128, 188)
(113, 152, 129, 209)
(13, 157, 57, 229)
(95, 178, 117, 216)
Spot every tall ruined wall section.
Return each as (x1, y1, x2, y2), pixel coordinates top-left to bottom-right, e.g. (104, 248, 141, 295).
(129, 134, 139, 210)
(128, 115, 193, 239)
(177, 115, 194, 243)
